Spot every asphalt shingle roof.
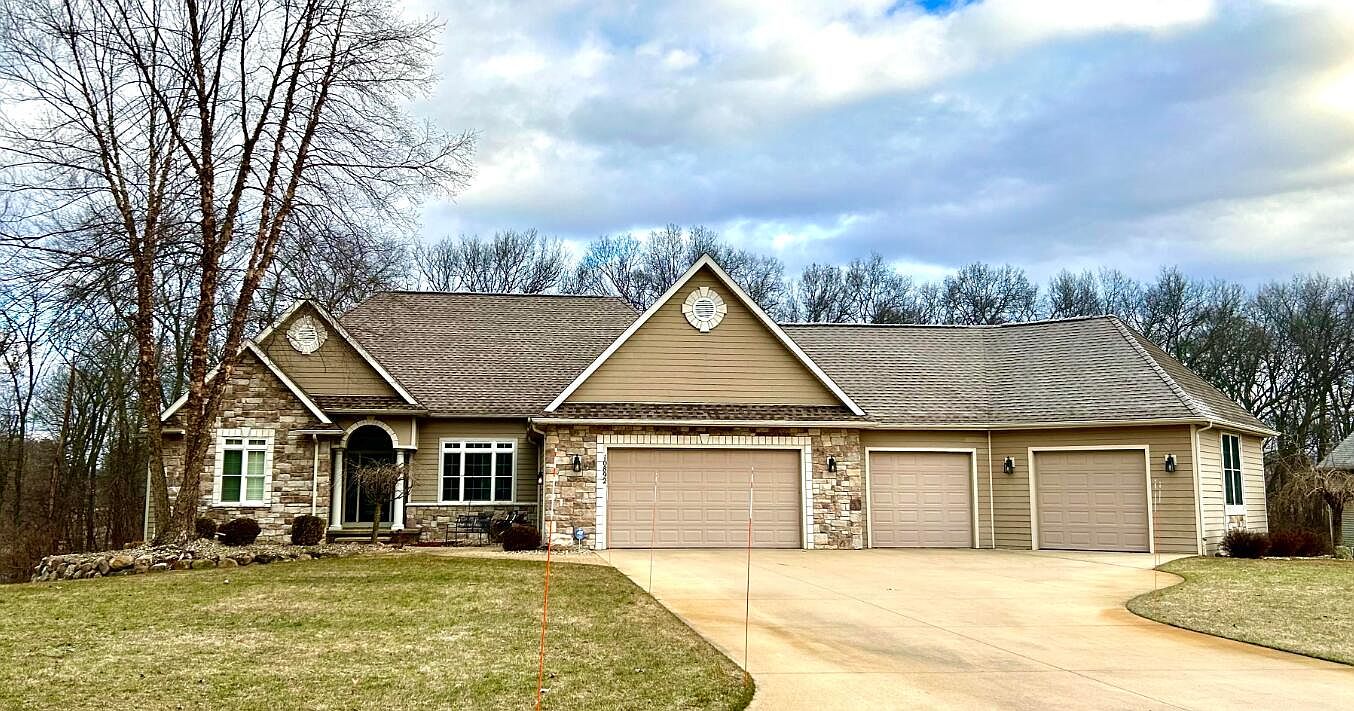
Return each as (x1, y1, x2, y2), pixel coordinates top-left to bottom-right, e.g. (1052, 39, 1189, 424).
(340, 292, 636, 417)
(784, 316, 1270, 431)
(1319, 432, 1354, 470)
(336, 292, 1269, 433)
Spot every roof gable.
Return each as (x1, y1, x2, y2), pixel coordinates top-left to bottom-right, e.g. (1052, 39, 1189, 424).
(256, 301, 416, 404)
(548, 256, 864, 414)
(340, 293, 637, 416)
(161, 342, 331, 424)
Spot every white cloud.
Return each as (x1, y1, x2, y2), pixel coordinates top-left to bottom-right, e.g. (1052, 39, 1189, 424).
(412, 0, 1354, 283)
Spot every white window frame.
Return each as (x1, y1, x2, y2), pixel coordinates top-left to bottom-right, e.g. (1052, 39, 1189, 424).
(438, 439, 516, 504)
(1222, 433, 1245, 516)
(212, 428, 274, 507)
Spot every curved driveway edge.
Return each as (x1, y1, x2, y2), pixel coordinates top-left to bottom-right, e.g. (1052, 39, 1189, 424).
(606, 548, 1354, 710)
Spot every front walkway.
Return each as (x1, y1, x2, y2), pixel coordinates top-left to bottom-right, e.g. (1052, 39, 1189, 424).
(605, 548, 1354, 710)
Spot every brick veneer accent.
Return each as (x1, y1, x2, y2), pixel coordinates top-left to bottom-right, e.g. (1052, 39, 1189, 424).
(161, 353, 332, 540)
(540, 424, 863, 549)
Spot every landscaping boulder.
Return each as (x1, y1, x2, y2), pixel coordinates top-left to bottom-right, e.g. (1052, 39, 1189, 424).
(108, 554, 134, 571)
(191, 559, 216, 570)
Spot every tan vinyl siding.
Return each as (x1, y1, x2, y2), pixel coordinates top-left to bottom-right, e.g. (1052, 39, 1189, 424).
(260, 305, 399, 398)
(1241, 433, 1268, 531)
(862, 430, 991, 547)
(406, 419, 537, 504)
(1196, 427, 1227, 550)
(566, 268, 842, 406)
(1198, 431, 1269, 552)
(988, 425, 1199, 554)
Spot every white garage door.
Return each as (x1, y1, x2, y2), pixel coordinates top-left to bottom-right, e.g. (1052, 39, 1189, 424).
(606, 448, 802, 548)
(869, 451, 973, 548)
(1035, 449, 1149, 552)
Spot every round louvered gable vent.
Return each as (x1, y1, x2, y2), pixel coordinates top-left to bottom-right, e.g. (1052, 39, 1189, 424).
(682, 287, 727, 332)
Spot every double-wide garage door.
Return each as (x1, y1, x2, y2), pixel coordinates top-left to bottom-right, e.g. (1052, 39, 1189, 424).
(868, 451, 974, 548)
(1035, 449, 1149, 552)
(606, 448, 802, 548)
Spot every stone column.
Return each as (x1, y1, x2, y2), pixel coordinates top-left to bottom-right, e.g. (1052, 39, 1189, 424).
(329, 447, 345, 531)
(390, 449, 406, 531)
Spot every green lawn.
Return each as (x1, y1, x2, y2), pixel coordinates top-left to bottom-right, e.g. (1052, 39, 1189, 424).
(1129, 556, 1354, 665)
(0, 554, 753, 710)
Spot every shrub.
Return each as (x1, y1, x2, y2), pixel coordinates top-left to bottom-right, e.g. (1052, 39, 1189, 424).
(1294, 530, 1329, 557)
(289, 515, 325, 546)
(194, 517, 218, 541)
(501, 524, 542, 552)
(218, 518, 261, 547)
(1221, 528, 1269, 558)
(1335, 546, 1353, 561)
(1269, 529, 1329, 557)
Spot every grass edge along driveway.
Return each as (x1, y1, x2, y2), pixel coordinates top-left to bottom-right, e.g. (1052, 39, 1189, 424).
(0, 553, 753, 711)
(1128, 556, 1354, 666)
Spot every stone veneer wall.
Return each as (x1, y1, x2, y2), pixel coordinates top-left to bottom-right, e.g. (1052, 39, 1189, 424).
(540, 424, 863, 549)
(160, 354, 332, 541)
(404, 503, 542, 542)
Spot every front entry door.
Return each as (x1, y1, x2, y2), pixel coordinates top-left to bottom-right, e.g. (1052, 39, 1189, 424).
(343, 450, 395, 525)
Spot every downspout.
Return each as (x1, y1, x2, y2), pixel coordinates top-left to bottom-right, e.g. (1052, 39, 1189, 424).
(529, 420, 547, 530)
(1192, 421, 1214, 555)
(311, 433, 320, 517)
(987, 430, 996, 549)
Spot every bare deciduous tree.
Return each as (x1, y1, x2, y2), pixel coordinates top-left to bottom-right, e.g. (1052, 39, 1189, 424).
(0, 0, 473, 541)
(414, 229, 566, 294)
(348, 461, 408, 544)
(942, 262, 1038, 325)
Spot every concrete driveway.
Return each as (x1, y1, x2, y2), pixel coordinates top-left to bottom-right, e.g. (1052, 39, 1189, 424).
(604, 548, 1354, 710)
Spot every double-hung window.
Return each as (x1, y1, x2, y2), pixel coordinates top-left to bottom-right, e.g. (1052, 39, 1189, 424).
(441, 440, 514, 503)
(217, 433, 271, 505)
(1222, 434, 1244, 514)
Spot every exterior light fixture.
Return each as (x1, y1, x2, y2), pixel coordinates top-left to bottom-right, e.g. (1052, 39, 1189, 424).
(827, 456, 838, 473)
(1002, 457, 1015, 475)
(571, 454, 582, 473)
(537, 471, 544, 486)
(1164, 454, 1177, 473)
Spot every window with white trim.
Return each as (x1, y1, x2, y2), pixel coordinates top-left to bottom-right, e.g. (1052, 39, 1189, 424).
(441, 440, 514, 503)
(1222, 434, 1244, 511)
(218, 434, 271, 505)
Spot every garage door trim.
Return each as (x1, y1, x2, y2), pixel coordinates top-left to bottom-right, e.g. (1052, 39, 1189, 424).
(595, 436, 813, 550)
(864, 447, 980, 550)
(1027, 445, 1155, 554)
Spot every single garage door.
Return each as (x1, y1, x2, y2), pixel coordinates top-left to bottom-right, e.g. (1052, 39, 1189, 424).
(606, 448, 801, 548)
(1035, 449, 1149, 552)
(868, 451, 973, 548)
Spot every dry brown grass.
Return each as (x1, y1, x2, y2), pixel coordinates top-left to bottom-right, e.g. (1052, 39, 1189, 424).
(1129, 556, 1354, 665)
(0, 554, 753, 710)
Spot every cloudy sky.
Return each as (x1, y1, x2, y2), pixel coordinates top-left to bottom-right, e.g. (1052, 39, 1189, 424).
(407, 0, 1354, 283)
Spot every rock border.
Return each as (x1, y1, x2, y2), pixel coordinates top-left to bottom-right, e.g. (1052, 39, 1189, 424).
(32, 540, 357, 582)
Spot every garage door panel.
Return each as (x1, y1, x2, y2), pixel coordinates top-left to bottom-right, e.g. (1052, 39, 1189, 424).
(869, 451, 973, 548)
(607, 448, 801, 548)
(1035, 449, 1148, 553)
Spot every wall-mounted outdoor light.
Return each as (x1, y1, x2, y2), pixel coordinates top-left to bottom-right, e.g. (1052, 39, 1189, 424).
(571, 454, 583, 473)
(1164, 454, 1177, 473)
(1002, 456, 1015, 475)
(537, 471, 544, 486)
(827, 456, 838, 473)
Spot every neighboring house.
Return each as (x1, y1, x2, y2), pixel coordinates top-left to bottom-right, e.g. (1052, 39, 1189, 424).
(1317, 432, 1354, 544)
(152, 255, 1275, 554)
